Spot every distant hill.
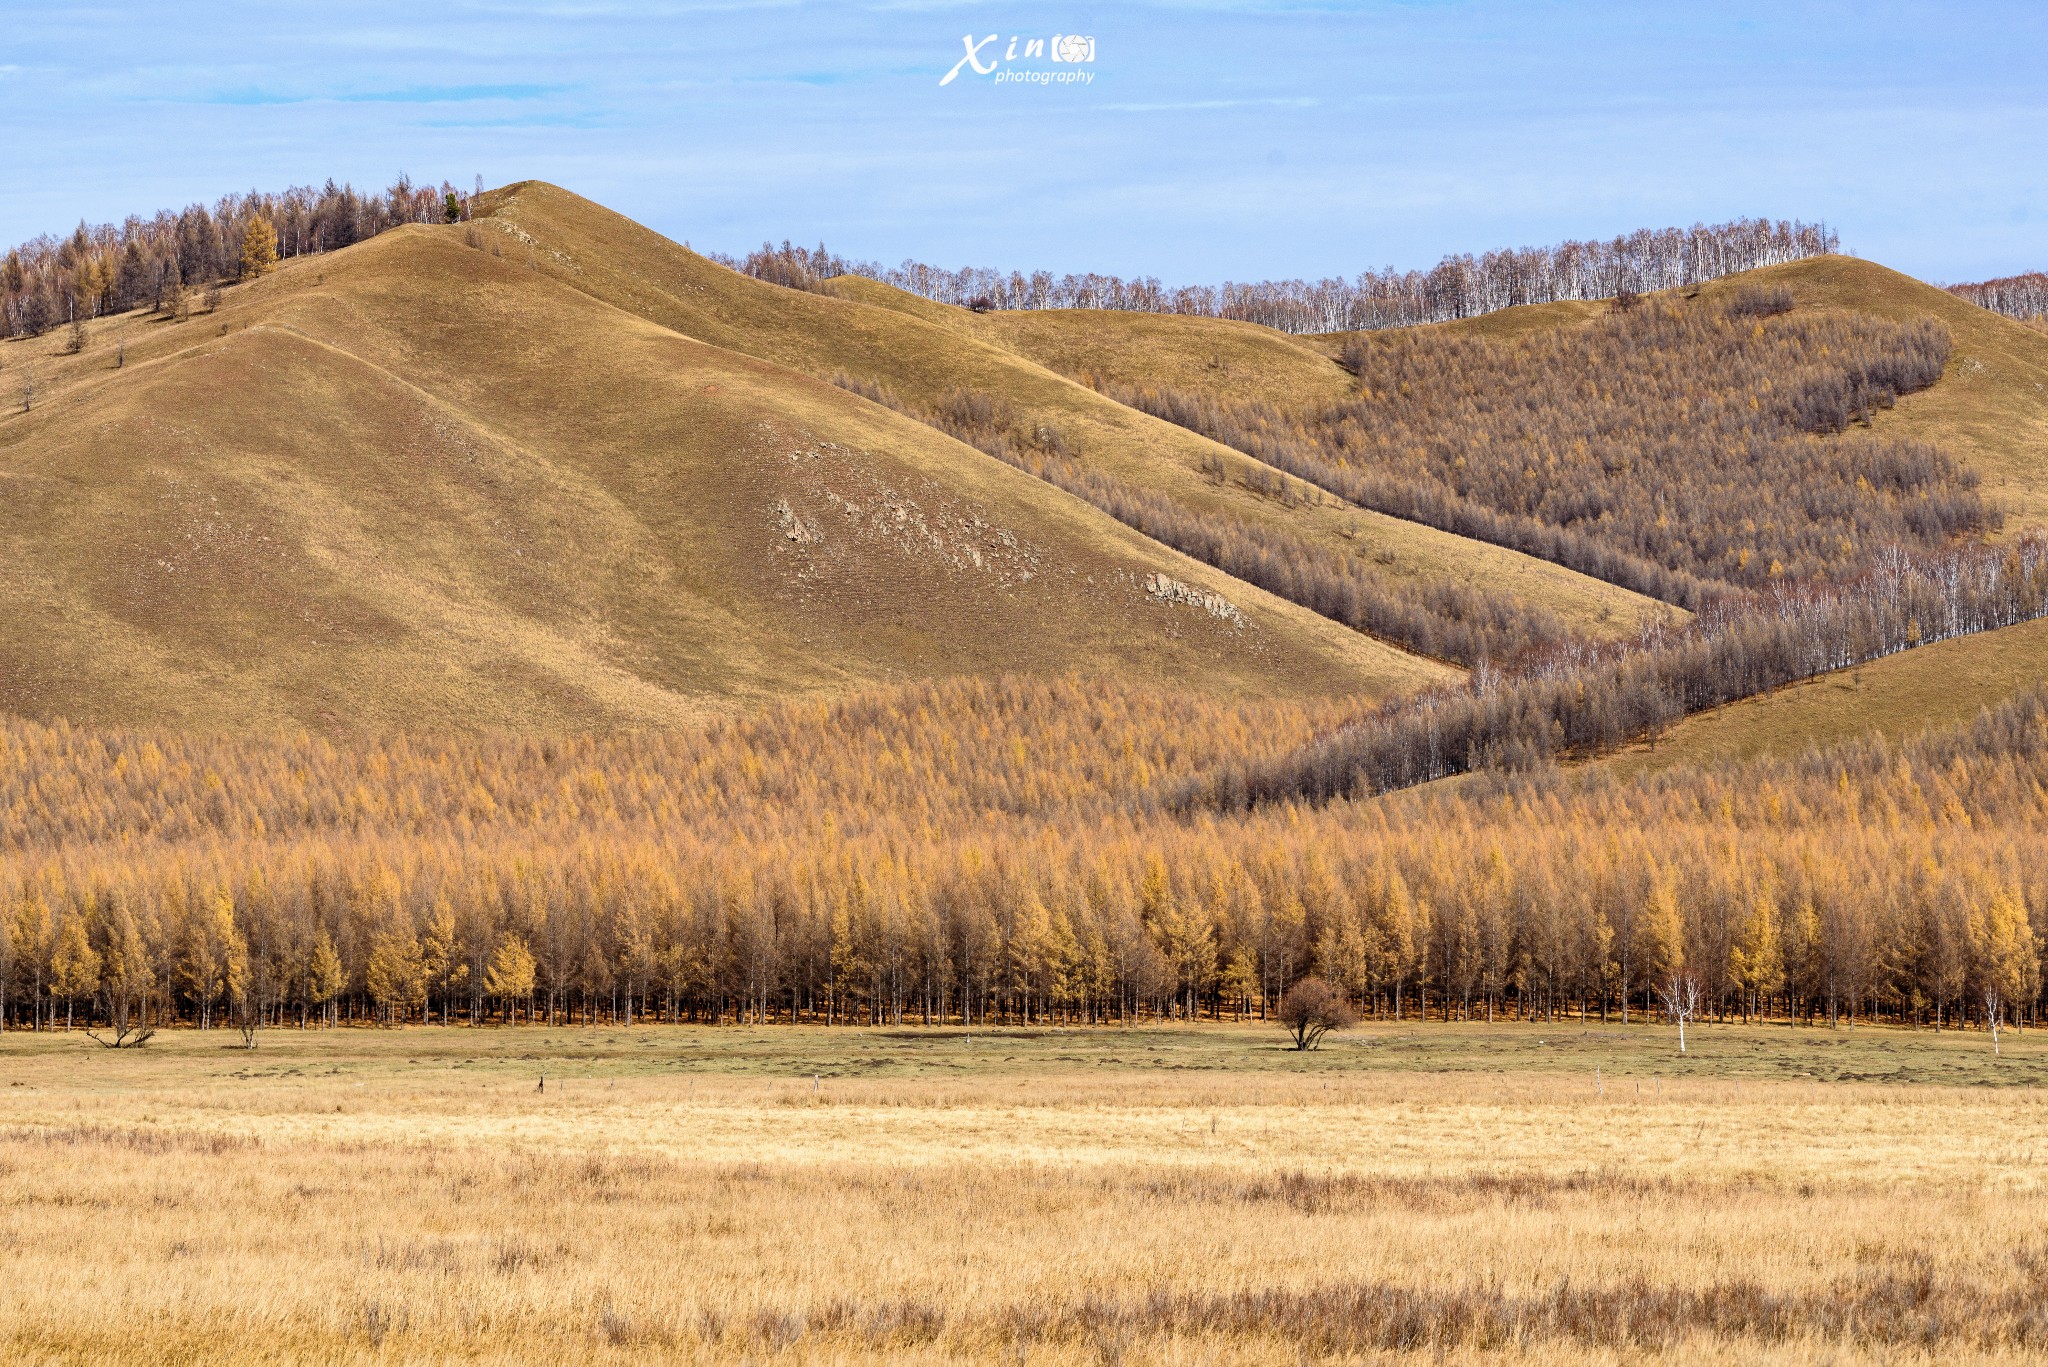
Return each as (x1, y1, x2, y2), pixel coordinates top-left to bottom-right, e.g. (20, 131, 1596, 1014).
(1400, 257, 2048, 779)
(1327, 255, 2048, 531)
(1713, 257, 2048, 530)
(3, 184, 2034, 754)
(483, 183, 1674, 650)
(0, 194, 1446, 731)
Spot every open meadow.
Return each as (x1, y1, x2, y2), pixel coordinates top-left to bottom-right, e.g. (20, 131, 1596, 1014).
(6, 1021, 2048, 1365)
(6, 10, 2047, 1366)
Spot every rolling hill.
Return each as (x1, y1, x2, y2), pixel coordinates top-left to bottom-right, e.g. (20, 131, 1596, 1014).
(1305, 254, 2048, 528)
(3, 185, 2036, 750)
(1289, 255, 2048, 779)
(0, 206, 1451, 732)
(478, 182, 1678, 647)
(1706, 257, 2048, 530)
(983, 253, 2040, 803)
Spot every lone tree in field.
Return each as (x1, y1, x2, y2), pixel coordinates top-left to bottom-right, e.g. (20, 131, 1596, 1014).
(239, 215, 278, 279)
(1277, 976, 1357, 1051)
(1656, 968, 1703, 1054)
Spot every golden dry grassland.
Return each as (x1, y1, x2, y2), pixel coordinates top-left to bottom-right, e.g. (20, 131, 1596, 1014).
(6, 1021, 2048, 1365)
(0, 196, 1439, 733)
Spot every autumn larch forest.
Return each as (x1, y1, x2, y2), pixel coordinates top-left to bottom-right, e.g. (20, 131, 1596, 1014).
(2, 176, 2046, 1045)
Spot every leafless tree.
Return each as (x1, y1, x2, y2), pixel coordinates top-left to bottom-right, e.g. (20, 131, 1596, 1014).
(232, 997, 259, 1048)
(231, 947, 276, 1050)
(718, 217, 1840, 335)
(1657, 969, 1703, 1054)
(84, 1003, 155, 1050)
(1277, 976, 1357, 1051)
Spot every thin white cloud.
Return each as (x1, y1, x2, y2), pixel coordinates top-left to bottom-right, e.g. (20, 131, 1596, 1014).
(1102, 96, 1318, 111)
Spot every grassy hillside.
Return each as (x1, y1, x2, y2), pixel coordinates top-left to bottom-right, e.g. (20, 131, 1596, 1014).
(6, 188, 2022, 739)
(976, 306, 1352, 410)
(1312, 256, 2048, 532)
(1607, 614, 2048, 774)
(1702, 256, 2048, 529)
(0, 217, 1445, 731)
(486, 182, 1675, 646)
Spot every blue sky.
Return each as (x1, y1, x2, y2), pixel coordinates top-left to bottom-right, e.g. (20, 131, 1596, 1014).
(2, 2, 2041, 283)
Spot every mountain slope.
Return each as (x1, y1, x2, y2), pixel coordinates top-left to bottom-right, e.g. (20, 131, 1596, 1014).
(1702, 257, 2048, 529)
(1604, 614, 2048, 774)
(0, 220, 1447, 731)
(480, 182, 1677, 645)
(1305, 256, 2048, 531)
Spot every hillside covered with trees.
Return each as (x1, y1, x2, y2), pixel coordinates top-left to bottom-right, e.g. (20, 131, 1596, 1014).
(2, 181, 2043, 1046)
(1096, 291, 1975, 604)
(1, 176, 472, 339)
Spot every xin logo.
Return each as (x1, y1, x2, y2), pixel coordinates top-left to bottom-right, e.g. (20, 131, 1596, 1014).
(941, 33, 1097, 86)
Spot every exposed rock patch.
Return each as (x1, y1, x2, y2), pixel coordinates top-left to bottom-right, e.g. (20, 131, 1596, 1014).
(1143, 572, 1243, 625)
(775, 498, 823, 545)
(767, 438, 1042, 587)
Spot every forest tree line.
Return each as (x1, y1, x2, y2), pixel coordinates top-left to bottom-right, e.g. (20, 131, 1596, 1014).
(1204, 536, 2048, 806)
(1, 678, 2043, 1038)
(1, 175, 469, 339)
(1946, 271, 2048, 324)
(722, 218, 1840, 334)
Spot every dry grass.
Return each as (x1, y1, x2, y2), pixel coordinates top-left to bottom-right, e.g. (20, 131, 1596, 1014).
(4, 1022, 2045, 1364)
(1608, 613, 2048, 775)
(493, 182, 1672, 647)
(0, 197, 1436, 731)
(974, 304, 1351, 410)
